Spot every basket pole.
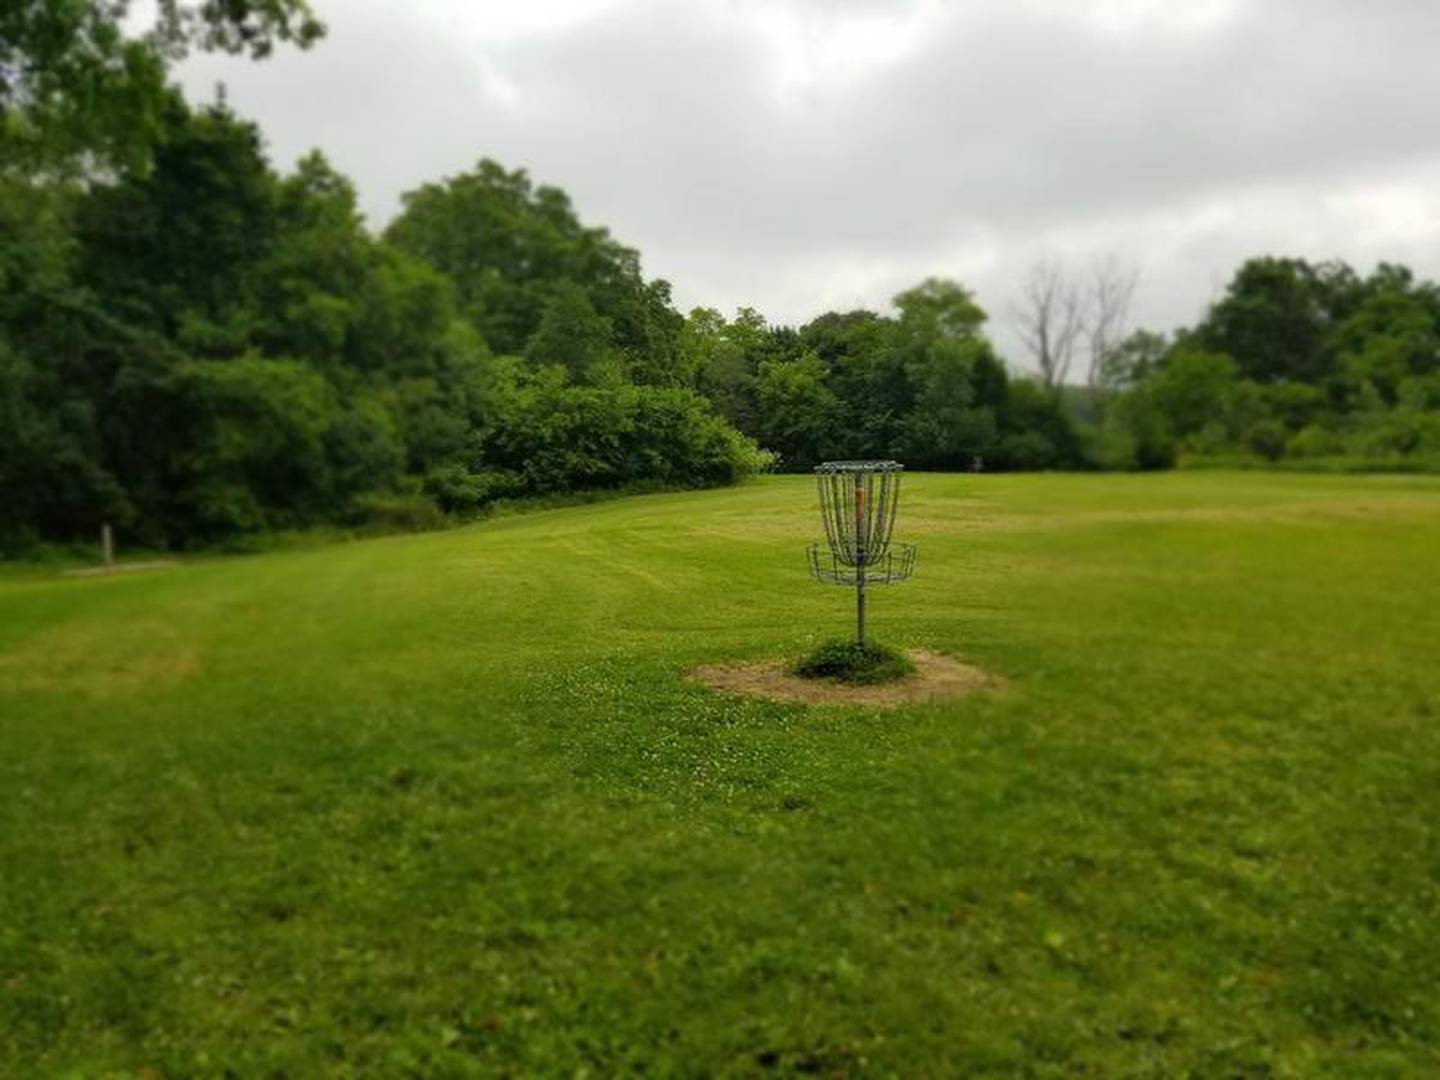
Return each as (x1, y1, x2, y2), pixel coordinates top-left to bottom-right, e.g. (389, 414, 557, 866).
(855, 472, 866, 645)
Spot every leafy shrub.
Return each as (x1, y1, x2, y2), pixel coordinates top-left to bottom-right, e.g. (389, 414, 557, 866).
(1287, 424, 1346, 458)
(1244, 418, 1288, 461)
(794, 640, 915, 685)
(347, 492, 447, 533)
(173, 357, 344, 536)
(1095, 391, 1176, 471)
(998, 430, 1057, 470)
(489, 381, 769, 496)
(1185, 420, 1232, 456)
(423, 464, 518, 513)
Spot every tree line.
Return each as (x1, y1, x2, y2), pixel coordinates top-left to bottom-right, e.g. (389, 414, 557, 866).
(1087, 257, 1440, 470)
(3, 2, 1438, 551)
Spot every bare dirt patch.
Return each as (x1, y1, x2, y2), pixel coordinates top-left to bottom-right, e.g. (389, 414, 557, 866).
(689, 648, 1003, 708)
(63, 560, 180, 578)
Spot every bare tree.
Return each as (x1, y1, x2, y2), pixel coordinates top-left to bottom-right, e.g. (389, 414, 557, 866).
(1014, 258, 1085, 389)
(1084, 254, 1139, 391)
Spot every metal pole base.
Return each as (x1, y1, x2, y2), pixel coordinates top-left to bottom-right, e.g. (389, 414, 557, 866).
(856, 575, 866, 645)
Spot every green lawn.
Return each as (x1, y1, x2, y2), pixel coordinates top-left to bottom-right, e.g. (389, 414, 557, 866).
(3, 472, 1439, 1076)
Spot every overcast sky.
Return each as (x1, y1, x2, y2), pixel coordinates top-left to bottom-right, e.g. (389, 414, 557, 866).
(175, 0, 1440, 369)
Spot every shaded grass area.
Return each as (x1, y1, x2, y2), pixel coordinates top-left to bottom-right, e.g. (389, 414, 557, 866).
(793, 639, 914, 685)
(2, 472, 1439, 1075)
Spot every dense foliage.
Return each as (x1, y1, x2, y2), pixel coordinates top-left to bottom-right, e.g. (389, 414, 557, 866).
(0, 4, 1076, 552)
(676, 279, 1085, 474)
(5, 2, 1440, 551)
(0, 98, 769, 548)
(1, 0, 323, 176)
(1095, 258, 1440, 470)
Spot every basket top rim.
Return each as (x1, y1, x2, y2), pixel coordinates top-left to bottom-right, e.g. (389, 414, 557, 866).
(813, 460, 905, 474)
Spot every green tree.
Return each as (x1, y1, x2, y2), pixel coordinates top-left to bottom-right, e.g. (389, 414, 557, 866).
(755, 352, 839, 468)
(254, 150, 369, 361)
(899, 337, 1002, 469)
(688, 306, 783, 433)
(1097, 384, 1176, 470)
(349, 247, 477, 377)
(1195, 257, 1361, 384)
(1147, 348, 1241, 441)
(172, 356, 403, 538)
(1000, 378, 1083, 469)
(525, 283, 620, 385)
(1, 0, 323, 175)
(75, 101, 279, 344)
(1098, 329, 1167, 393)
(1329, 284, 1440, 405)
(797, 310, 907, 459)
(385, 159, 684, 383)
(893, 278, 987, 341)
(892, 279, 1010, 469)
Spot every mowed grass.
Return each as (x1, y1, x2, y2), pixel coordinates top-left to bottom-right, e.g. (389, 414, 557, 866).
(2, 473, 1439, 1077)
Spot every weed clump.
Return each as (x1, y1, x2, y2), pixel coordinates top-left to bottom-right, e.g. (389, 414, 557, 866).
(794, 640, 914, 685)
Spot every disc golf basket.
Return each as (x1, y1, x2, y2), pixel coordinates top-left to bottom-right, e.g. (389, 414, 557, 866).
(807, 461, 916, 644)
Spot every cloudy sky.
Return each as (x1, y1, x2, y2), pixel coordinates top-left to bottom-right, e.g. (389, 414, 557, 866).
(175, 0, 1440, 368)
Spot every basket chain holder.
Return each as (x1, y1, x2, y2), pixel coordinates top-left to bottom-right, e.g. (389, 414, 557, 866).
(807, 461, 916, 644)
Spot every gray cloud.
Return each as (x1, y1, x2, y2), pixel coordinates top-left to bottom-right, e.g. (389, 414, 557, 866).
(176, 0, 1440, 368)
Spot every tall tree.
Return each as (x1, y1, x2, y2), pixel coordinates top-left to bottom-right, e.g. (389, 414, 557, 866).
(1014, 258, 1084, 389)
(894, 277, 987, 341)
(1084, 254, 1139, 392)
(253, 150, 369, 361)
(1098, 329, 1167, 393)
(75, 101, 279, 345)
(525, 283, 619, 385)
(797, 309, 907, 459)
(1195, 257, 1362, 384)
(1, 0, 323, 175)
(385, 159, 685, 384)
(687, 306, 779, 433)
(754, 351, 839, 468)
(894, 279, 1008, 468)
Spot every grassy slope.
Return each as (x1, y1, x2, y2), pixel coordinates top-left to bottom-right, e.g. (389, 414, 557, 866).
(2, 473, 1438, 1076)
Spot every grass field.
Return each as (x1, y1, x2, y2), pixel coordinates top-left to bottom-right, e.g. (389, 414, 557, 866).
(3, 472, 1439, 1076)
